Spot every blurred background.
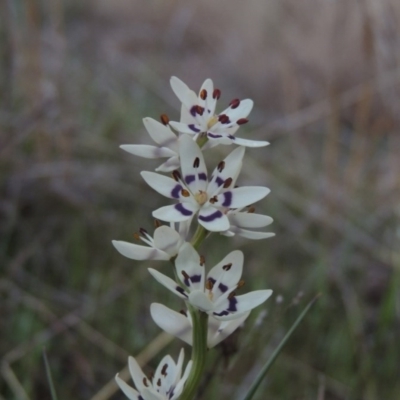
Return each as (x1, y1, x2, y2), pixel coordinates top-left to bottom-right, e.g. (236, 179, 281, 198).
(1, 0, 399, 399)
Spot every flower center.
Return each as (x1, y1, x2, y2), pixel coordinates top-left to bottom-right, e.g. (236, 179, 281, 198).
(194, 190, 208, 206)
(207, 115, 218, 129)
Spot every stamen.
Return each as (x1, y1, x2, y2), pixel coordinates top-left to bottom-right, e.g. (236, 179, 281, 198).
(237, 118, 248, 125)
(160, 114, 169, 125)
(228, 291, 236, 299)
(218, 114, 230, 124)
(237, 280, 245, 288)
(161, 364, 168, 377)
(247, 206, 255, 213)
(217, 161, 225, 172)
(196, 105, 205, 116)
(193, 157, 200, 168)
(200, 255, 205, 266)
(181, 270, 190, 280)
(200, 89, 207, 100)
(139, 227, 148, 236)
(213, 89, 221, 99)
(206, 278, 214, 290)
(209, 195, 218, 204)
(172, 170, 181, 182)
(133, 233, 140, 240)
(143, 378, 149, 387)
(223, 263, 232, 271)
(179, 309, 188, 316)
(181, 189, 190, 197)
(223, 177, 233, 188)
(154, 219, 162, 227)
(157, 378, 161, 387)
(230, 98, 240, 109)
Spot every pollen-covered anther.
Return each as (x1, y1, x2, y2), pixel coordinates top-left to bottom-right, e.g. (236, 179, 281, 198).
(154, 219, 162, 228)
(217, 161, 225, 172)
(160, 114, 170, 125)
(247, 206, 255, 213)
(237, 118, 249, 125)
(209, 195, 218, 204)
(230, 98, 240, 109)
(194, 190, 208, 205)
(200, 255, 205, 266)
(218, 114, 230, 124)
(206, 278, 214, 290)
(172, 170, 181, 182)
(161, 363, 168, 377)
(181, 189, 190, 197)
(222, 263, 232, 271)
(193, 157, 200, 168)
(196, 105, 205, 116)
(228, 291, 236, 299)
(200, 89, 207, 100)
(223, 177, 233, 188)
(237, 279, 245, 289)
(143, 378, 149, 387)
(133, 232, 140, 241)
(213, 88, 221, 99)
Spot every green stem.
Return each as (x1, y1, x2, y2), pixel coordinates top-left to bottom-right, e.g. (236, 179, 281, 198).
(179, 306, 209, 400)
(196, 134, 209, 149)
(190, 225, 208, 250)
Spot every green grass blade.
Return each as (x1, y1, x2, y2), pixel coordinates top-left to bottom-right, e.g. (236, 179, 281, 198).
(242, 294, 321, 400)
(43, 349, 59, 400)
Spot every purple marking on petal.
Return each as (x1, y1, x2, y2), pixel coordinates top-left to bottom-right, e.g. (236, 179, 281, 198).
(199, 172, 207, 181)
(208, 133, 222, 139)
(222, 191, 233, 207)
(215, 176, 224, 187)
(175, 203, 193, 216)
(171, 184, 183, 199)
(228, 134, 235, 140)
(176, 286, 188, 298)
(199, 210, 223, 222)
(185, 175, 195, 185)
(190, 106, 197, 117)
(189, 124, 200, 133)
(213, 310, 229, 317)
(227, 296, 238, 312)
(219, 283, 228, 293)
(183, 277, 190, 286)
(191, 275, 202, 283)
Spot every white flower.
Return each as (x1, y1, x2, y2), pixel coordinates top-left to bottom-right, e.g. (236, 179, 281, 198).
(168, 76, 269, 148)
(112, 225, 184, 261)
(141, 135, 270, 232)
(148, 243, 273, 320)
(120, 117, 180, 172)
(150, 303, 250, 348)
(115, 348, 192, 400)
(222, 207, 275, 240)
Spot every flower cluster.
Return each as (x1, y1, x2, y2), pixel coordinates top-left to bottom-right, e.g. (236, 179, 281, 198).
(114, 77, 274, 400)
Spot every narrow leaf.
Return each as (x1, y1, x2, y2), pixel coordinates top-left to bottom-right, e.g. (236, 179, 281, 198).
(242, 294, 321, 400)
(43, 349, 59, 400)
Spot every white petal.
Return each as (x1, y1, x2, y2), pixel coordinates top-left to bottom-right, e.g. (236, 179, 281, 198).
(169, 121, 202, 135)
(198, 206, 230, 232)
(115, 374, 140, 400)
(143, 117, 178, 148)
(153, 226, 182, 257)
(153, 354, 175, 394)
(180, 104, 196, 124)
(150, 303, 193, 345)
(128, 356, 148, 392)
(223, 98, 254, 121)
(148, 268, 188, 299)
(170, 76, 198, 109)
(172, 360, 193, 400)
(230, 137, 270, 148)
(175, 243, 205, 291)
(198, 79, 216, 115)
(155, 156, 180, 172)
(232, 229, 275, 240)
(179, 135, 208, 193)
(141, 388, 164, 400)
(153, 203, 199, 222)
(216, 186, 270, 209)
(112, 240, 169, 261)
(188, 290, 215, 312)
(141, 171, 185, 200)
(120, 145, 176, 159)
(229, 212, 273, 229)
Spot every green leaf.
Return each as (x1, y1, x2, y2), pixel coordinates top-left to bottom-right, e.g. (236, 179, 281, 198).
(43, 349, 59, 400)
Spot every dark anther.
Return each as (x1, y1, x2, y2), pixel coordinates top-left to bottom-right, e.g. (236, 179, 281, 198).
(193, 157, 200, 168)
(143, 378, 149, 387)
(223, 263, 232, 271)
(157, 378, 161, 387)
(161, 364, 168, 376)
(213, 89, 221, 99)
(247, 206, 255, 213)
(228, 291, 236, 299)
(217, 161, 225, 172)
(139, 227, 148, 236)
(196, 105, 205, 116)
(200, 89, 207, 100)
(160, 114, 170, 125)
(172, 170, 181, 182)
(179, 309, 188, 316)
(209, 196, 218, 204)
(181, 189, 190, 197)
(229, 98, 240, 109)
(206, 278, 214, 290)
(218, 114, 230, 124)
(223, 177, 233, 188)
(237, 118, 248, 125)
(181, 270, 190, 280)
(154, 219, 162, 228)
(200, 255, 205, 266)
